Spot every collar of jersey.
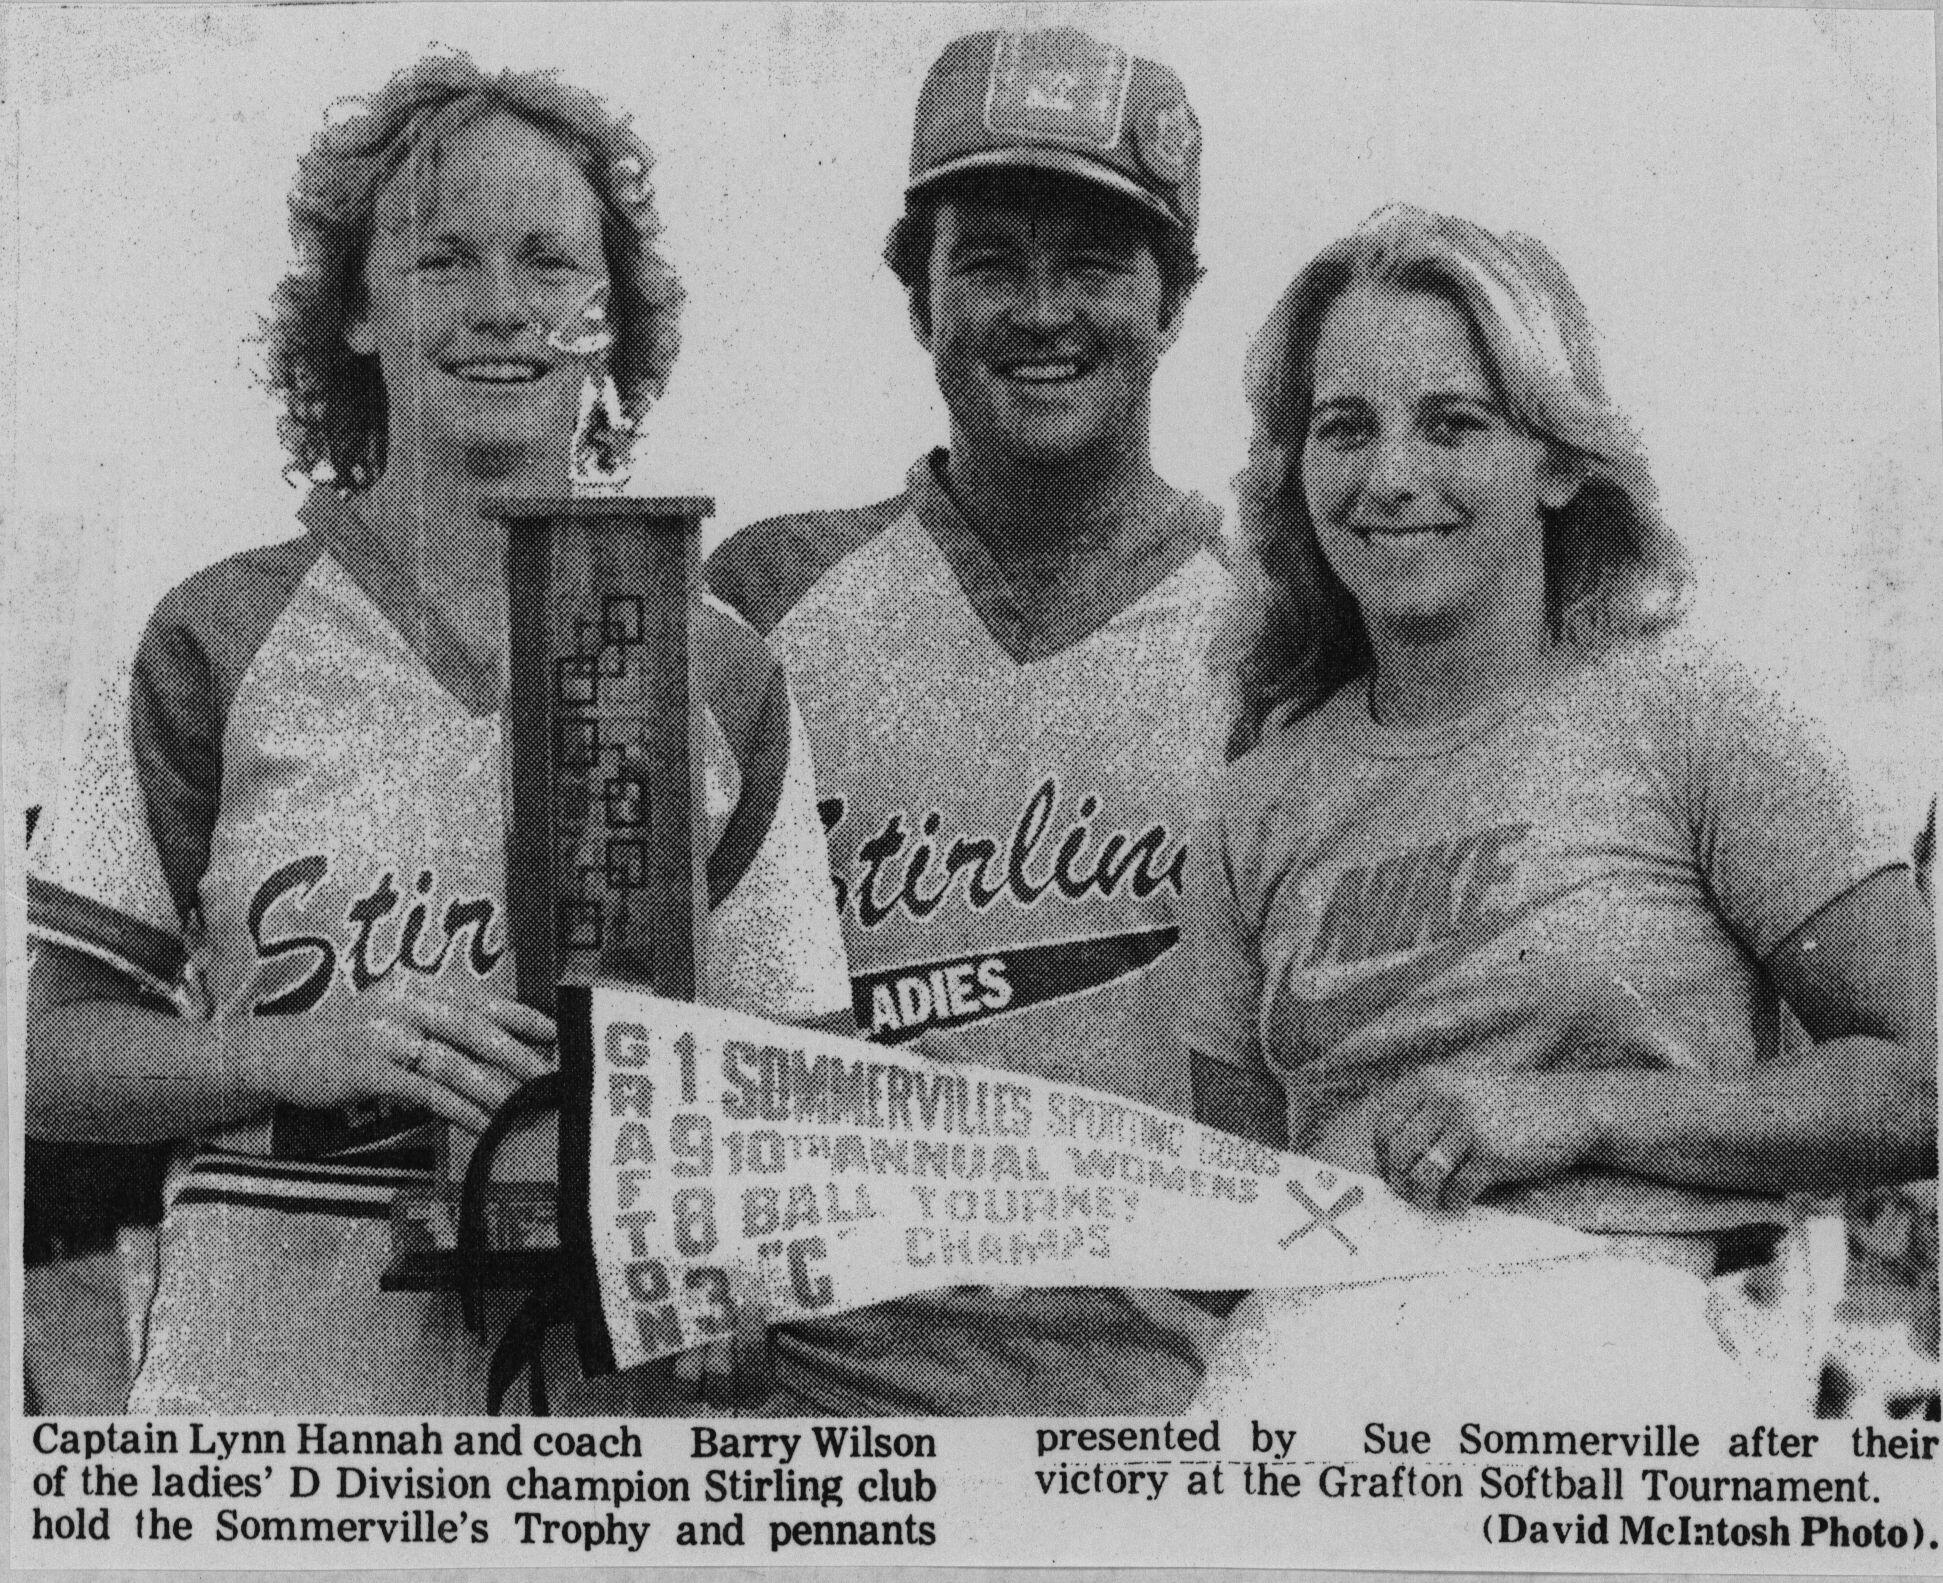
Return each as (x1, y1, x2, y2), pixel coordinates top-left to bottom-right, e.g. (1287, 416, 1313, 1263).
(910, 450, 1217, 664)
(298, 489, 503, 717)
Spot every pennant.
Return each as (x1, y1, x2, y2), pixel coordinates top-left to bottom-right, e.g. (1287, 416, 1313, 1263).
(558, 985, 1604, 1374)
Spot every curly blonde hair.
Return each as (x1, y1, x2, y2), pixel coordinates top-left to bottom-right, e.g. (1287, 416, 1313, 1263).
(264, 52, 683, 491)
(1224, 205, 1692, 754)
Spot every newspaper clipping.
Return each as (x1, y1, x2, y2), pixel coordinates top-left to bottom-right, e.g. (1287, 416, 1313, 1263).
(8, 1, 1941, 1571)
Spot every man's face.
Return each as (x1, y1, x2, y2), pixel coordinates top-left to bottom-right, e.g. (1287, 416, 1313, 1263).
(920, 186, 1177, 468)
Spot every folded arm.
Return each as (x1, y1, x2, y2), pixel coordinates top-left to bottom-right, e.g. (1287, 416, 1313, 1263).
(27, 941, 552, 1144)
(1589, 865, 1935, 1193)
(1377, 867, 1936, 1210)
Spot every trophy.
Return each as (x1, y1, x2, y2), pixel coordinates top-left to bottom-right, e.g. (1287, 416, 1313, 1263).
(551, 281, 636, 498)
(384, 285, 712, 1327)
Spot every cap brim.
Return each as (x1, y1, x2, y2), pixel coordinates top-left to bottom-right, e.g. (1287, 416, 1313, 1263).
(908, 147, 1184, 228)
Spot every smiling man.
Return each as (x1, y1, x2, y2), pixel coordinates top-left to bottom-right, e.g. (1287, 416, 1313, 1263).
(706, 26, 1233, 1415)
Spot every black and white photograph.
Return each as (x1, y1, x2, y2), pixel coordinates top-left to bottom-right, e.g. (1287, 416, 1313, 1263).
(7, 1, 1940, 1568)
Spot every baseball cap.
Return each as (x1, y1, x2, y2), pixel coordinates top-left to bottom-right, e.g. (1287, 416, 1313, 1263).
(907, 27, 1200, 232)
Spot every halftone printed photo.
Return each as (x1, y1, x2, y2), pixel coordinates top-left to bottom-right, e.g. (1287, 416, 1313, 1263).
(6, 2, 1938, 1570)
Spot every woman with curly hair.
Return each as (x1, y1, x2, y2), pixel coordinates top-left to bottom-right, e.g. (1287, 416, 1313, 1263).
(26, 53, 849, 1413)
(263, 54, 682, 497)
(1185, 206, 1935, 1412)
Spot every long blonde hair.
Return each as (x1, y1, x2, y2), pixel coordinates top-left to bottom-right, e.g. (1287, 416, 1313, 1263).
(1224, 205, 1691, 754)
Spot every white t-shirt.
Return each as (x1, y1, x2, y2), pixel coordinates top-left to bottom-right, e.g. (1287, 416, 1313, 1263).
(1181, 636, 1908, 1234)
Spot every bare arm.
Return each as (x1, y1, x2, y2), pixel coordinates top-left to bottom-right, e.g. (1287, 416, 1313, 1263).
(1587, 865, 1936, 1193)
(27, 941, 554, 1145)
(1376, 868, 1936, 1210)
(30, 944, 263, 1143)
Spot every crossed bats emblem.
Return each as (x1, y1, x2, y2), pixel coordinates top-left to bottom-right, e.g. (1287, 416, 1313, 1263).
(1280, 1172, 1363, 1253)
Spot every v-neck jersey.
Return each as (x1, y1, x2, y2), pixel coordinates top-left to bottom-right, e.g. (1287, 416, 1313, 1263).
(708, 454, 1236, 1416)
(30, 490, 852, 1170)
(708, 449, 1223, 661)
(914, 452, 1221, 663)
(708, 453, 1234, 1103)
(296, 488, 503, 716)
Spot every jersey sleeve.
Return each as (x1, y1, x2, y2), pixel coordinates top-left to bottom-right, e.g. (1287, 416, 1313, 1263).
(704, 495, 905, 637)
(1670, 643, 1913, 962)
(28, 622, 216, 998)
(29, 537, 316, 1001)
(1177, 802, 1286, 1147)
(694, 597, 852, 1028)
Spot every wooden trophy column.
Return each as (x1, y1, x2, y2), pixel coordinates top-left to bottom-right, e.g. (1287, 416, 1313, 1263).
(499, 495, 713, 1012)
(384, 495, 713, 1291)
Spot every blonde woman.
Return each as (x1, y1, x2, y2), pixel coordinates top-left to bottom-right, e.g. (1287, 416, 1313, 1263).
(1184, 206, 1933, 1413)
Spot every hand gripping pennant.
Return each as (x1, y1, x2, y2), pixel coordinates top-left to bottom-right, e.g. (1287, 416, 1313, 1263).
(503, 987, 1608, 1390)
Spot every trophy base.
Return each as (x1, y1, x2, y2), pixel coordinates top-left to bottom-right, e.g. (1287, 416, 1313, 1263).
(379, 1181, 564, 1292)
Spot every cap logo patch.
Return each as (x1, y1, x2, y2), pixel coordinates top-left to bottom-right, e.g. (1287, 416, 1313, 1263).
(1137, 99, 1198, 186)
(984, 29, 1133, 152)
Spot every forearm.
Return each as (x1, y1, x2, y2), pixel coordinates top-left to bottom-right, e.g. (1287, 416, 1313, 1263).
(28, 996, 274, 1145)
(1584, 1035, 1937, 1195)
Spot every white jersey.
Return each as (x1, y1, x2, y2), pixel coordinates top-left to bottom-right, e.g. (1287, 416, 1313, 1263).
(709, 450, 1232, 1415)
(31, 488, 849, 1412)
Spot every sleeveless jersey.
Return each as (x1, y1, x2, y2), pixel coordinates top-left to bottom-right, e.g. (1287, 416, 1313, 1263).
(29, 488, 849, 1412)
(709, 450, 1233, 1414)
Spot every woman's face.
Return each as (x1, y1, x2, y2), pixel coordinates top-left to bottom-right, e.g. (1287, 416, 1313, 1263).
(1302, 281, 1571, 647)
(349, 111, 610, 483)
